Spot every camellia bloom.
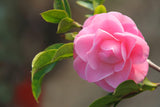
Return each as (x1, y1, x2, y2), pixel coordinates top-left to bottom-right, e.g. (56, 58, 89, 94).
(73, 12, 149, 92)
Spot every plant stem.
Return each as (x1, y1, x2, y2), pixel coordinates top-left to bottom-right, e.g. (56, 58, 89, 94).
(147, 59, 160, 72)
(73, 21, 83, 29)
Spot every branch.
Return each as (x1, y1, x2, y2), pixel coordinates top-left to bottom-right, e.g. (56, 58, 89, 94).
(147, 59, 160, 72)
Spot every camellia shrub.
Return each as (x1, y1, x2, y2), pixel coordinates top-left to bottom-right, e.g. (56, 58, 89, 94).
(31, 0, 160, 106)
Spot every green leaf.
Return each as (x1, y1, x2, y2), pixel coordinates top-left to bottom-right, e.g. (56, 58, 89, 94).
(65, 32, 77, 41)
(93, 0, 105, 9)
(89, 94, 120, 107)
(141, 77, 158, 91)
(113, 101, 121, 107)
(32, 49, 57, 102)
(54, 0, 64, 10)
(94, 5, 107, 15)
(53, 43, 73, 62)
(54, 0, 71, 18)
(32, 49, 57, 70)
(31, 43, 74, 102)
(41, 9, 68, 23)
(113, 80, 140, 98)
(57, 17, 81, 33)
(143, 77, 157, 87)
(32, 63, 56, 102)
(32, 43, 73, 71)
(90, 79, 159, 107)
(57, 17, 74, 33)
(45, 43, 64, 51)
(76, 1, 94, 11)
(85, 14, 93, 18)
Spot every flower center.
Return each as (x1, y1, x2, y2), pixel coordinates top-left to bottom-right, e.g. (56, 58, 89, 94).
(99, 40, 122, 64)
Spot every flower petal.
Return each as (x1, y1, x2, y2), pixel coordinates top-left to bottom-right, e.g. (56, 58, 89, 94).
(87, 29, 120, 69)
(105, 59, 132, 88)
(123, 33, 149, 64)
(74, 34, 95, 62)
(128, 61, 148, 83)
(85, 63, 114, 82)
(100, 40, 121, 58)
(114, 32, 136, 60)
(95, 79, 114, 92)
(114, 32, 149, 64)
(114, 60, 125, 72)
(94, 29, 119, 44)
(86, 13, 124, 35)
(83, 15, 96, 27)
(99, 49, 120, 64)
(108, 11, 144, 39)
(131, 43, 149, 64)
(73, 56, 87, 80)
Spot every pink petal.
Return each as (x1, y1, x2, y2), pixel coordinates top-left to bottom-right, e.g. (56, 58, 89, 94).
(105, 59, 132, 88)
(128, 34, 149, 64)
(94, 29, 119, 45)
(75, 28, 87, 38)
(100, 40, 121, 58)
(73, 49, 77, 59)
(114, 60, 125, 72)
(137, 30, 144, 39)
(131, 43, 149, 64)
(121, 43, 127, 61)
(76, 27, 93, 38)
(83, 15, 96, 27)
(114, 32, 137, 60)
(128, 61, 148, 83)
(114, 32, 149, 64)
(73, 56, 87, 80)
(95, 79, 114, 92)
(86, 13, 124, 35)
(85, 63, 114, 82)
(121, 41, 136, 59)
(87, 29, 118, 69)
(86, 43, 100, 69)
(108, 11, 144, 39)
(99, 49, 121, 64)
(108, 12, 136, 26)
(74, 34, 95, 62)
(123, 25, 144, 39)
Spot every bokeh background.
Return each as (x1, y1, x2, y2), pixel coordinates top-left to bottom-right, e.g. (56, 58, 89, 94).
(0, 0, 160, 107)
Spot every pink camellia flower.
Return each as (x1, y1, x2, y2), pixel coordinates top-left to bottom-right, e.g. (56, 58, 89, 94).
(73, 12, 149, 92)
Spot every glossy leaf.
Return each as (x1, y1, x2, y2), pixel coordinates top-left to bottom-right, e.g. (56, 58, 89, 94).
(141, 77, 158, 91)
(94, 5, 107, 15)
(32, 63, 56, 102)
(41, 9, 68, 23)
(93, 0, 105, 9)
(54, 0, 71, 18)
(89, 94, 120, 107)
(53, 43, 73, 62)
(54, 0, 64, 10)
(57, 17, 81, 33)
(32, 49, 57, 102)
(45, 43, 64, 51)
(57, 17, 74, 33)
(32, 49, 57, 71)
(65, 32, 77, 41)
(90, 79, 160, 107)
(31, 43, 73, 102)
(113, 80, 140, 98)
(76, 1, 94, 11)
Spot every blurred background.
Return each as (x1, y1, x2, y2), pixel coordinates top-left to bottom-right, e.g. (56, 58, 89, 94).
(0, 0, 160, 107)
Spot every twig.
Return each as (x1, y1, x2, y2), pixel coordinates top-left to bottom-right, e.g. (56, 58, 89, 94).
(147, 59, 160, 72)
